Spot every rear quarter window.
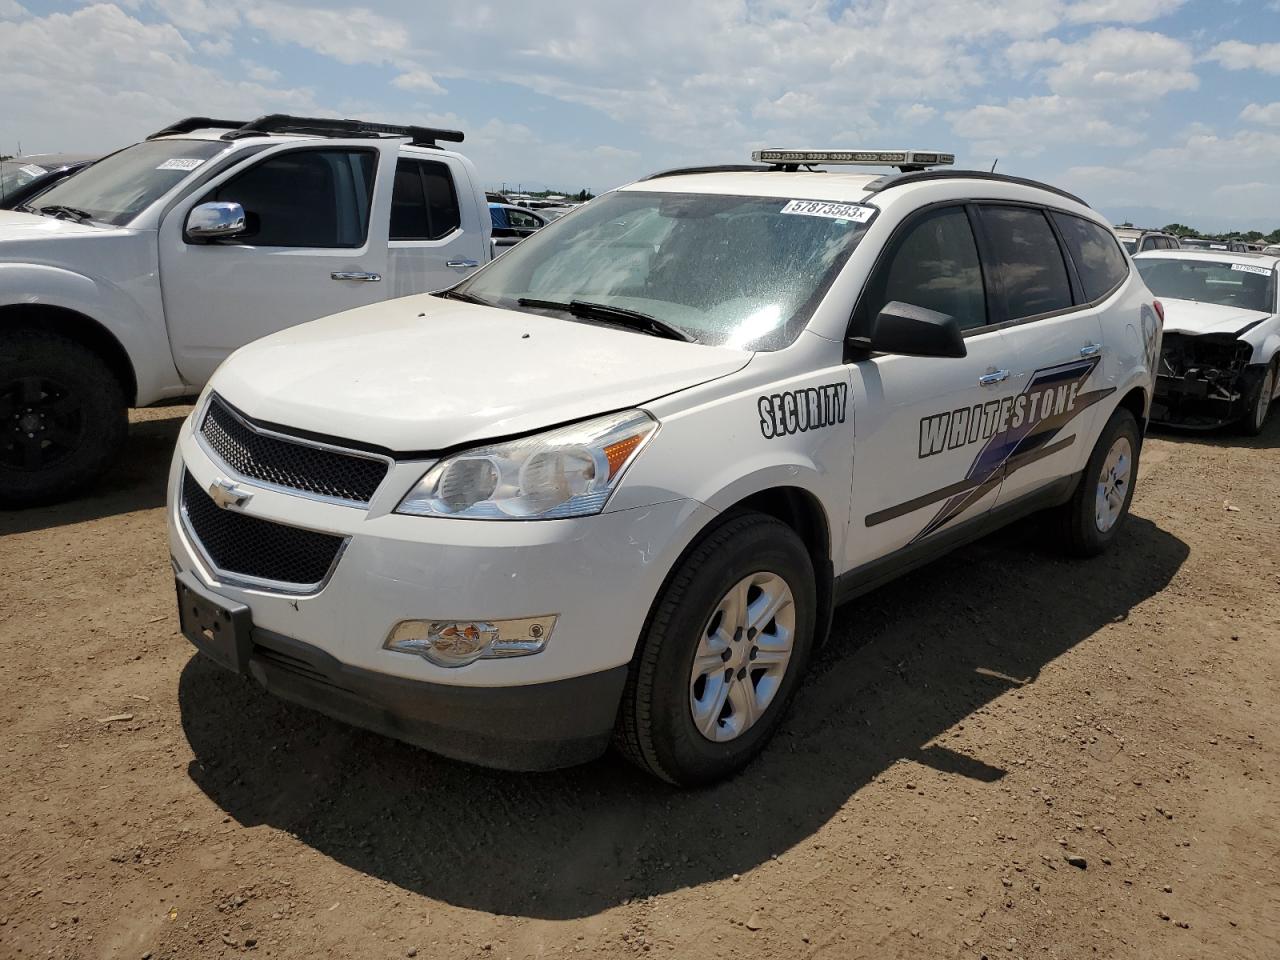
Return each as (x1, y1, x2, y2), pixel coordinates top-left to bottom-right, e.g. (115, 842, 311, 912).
(1051, 213, 1130, 303)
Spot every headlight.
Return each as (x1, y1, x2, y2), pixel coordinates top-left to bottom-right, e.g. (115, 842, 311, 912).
(397, 409, 657, 519)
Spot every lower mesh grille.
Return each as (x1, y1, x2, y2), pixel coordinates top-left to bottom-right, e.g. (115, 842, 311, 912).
(181, 471, 345, 588)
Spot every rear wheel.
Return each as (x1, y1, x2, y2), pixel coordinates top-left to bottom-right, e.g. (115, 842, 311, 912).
(1240, 359, 1276, 437)
(1058, 406, 1141, 558)
(0, 330, 127, 508)
(615, 512, 816, 786)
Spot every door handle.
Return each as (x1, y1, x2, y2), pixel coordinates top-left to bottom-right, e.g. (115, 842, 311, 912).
(330, 271, 381, 282)
(978, 369, 1010, 386)
(446, 259, 480, 268)
(1079, 343, 1103, 357)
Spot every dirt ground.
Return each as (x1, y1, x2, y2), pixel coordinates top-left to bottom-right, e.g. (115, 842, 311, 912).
(1, 404, 1278, 960)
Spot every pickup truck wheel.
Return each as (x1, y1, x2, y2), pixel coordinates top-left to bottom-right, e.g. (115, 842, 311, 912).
(615, 512, 816, 786)
(1057, 406, 1141, 558)
(1239, 359, 1276, 437)
(0, 330, 127, 508)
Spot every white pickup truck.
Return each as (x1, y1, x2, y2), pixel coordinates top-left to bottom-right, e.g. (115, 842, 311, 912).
(0, 115, 493, 506)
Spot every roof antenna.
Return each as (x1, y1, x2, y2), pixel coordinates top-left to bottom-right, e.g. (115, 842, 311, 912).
(991, 158, 999, 172)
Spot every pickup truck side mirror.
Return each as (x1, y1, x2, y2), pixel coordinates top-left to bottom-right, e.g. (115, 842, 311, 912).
(867, 301, 967, 359)
(186, 201, 246, 241)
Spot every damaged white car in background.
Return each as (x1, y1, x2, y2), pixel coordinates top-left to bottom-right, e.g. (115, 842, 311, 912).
(1135, 250, 1280, 434)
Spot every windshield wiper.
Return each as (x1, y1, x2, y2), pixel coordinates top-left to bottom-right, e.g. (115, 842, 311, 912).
(37, 204, 95, 223)
(516, 297, 695, 342)
(435, 288, 493, 307)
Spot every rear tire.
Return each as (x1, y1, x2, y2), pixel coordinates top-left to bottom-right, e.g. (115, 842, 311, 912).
(1239, 358, 1276, 437)
(614, 511, 816, 786)
(1058, 406, 1141, 558)
(0, 330, 127, 508)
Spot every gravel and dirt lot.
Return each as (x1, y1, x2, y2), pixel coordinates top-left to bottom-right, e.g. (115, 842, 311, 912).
(2, 405, 1278, 960)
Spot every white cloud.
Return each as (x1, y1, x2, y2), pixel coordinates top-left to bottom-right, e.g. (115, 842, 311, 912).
(242, 61, 282, 84)
(148, 0, 239, 34)
(0, 4, 318, 153)
(948, 95, 1144, 157)
(0, 0, 28, 18)
(1241, 102, 1280, 126)
(898, 103, 938, 125)
(391, 70, 444, 94)
(1009, 28, 1198, 101)
(243, 1, 408, 66)
(1206, 40, 1280, 75)
(1063, 0, 1187, 23)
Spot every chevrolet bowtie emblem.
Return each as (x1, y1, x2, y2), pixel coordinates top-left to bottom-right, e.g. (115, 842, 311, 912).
(208, 478, 252, 510)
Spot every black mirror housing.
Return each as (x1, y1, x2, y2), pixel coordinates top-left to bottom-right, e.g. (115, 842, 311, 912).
(867, 301, 967, 358)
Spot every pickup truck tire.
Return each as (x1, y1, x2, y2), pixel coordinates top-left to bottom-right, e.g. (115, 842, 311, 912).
(0, 330, 127, 508)
(1057, 406, 1141, 558)
(615, 512, 816, 786)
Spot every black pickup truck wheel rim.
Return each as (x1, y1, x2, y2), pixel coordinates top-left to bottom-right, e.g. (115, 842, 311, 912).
(0, 376, 84, 471)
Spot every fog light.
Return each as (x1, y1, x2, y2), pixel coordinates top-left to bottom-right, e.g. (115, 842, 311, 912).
(384, 616, 557, 667)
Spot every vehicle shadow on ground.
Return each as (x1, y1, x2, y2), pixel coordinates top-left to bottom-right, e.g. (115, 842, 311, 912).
(179, 514, 1188, 920)
(1148, 410, 1280, 451)
(0, 407, 187, 537)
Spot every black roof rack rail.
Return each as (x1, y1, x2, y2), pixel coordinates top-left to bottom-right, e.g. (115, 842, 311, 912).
(147, 117, 251, 140)
(220, 114, 464, 147)
(863, 169, 1089, 207)
(640, 164, 775, 181)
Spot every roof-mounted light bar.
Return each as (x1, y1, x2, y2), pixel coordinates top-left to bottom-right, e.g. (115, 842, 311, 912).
(751, 149, 955, 172)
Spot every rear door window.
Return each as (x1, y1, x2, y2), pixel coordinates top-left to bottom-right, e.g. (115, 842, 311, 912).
(977, 206, 1073, 321)
(390, 158, 461, 241)
(1051, 213, 1130, 302)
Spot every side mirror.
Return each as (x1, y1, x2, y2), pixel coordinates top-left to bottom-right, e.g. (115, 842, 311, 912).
(185, 201, 245, 241)
(868, 301, 967, 358)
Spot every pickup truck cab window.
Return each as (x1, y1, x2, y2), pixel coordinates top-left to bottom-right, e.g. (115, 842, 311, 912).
(204, 148, 376, 248)
(391, 158, 461, 241)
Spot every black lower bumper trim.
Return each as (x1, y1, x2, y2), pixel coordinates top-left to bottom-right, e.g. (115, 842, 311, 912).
(1151, 365, 1265, 428)
(191, 622, 628, 772)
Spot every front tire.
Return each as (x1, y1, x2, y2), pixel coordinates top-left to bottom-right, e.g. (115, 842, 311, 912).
(615, 512, 816, 786)
(0, 330, 127, 508)
(1058, 406, 1141, 557)
(1240, 359, 1276, 437)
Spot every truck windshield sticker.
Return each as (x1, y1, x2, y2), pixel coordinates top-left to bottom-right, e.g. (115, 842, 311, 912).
(780, 200, 874, 222)
(758, 382, 848, 439)
(1230, 263, 1271, 277)
(156, 158, 206, 172)
(19, 164, 47, 177)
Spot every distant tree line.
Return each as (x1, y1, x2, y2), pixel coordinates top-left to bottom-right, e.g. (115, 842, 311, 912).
(1157, 223, 1280, 244)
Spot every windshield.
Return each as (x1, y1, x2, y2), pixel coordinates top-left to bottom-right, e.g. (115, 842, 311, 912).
(27, 139, 227, 226)
(456, 190, 874, 350)
(0, 160, 54, 201)
(1136, 258, 1275, 312)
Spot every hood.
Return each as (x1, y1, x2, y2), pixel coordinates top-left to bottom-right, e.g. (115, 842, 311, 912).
(211, 294, 753, 452)
(1157, 299, 1271, 337)
(0, 209, 103, 241)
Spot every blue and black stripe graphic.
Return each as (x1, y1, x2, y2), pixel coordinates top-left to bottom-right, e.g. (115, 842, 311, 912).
(866, 357, 1115, 537)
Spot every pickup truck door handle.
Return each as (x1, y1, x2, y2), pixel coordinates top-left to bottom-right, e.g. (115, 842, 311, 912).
(446, 259, 480, 268)
(978, 369, 1010, 387)
(1079, 343, 1103, 357)
(330, 271, 381, 282)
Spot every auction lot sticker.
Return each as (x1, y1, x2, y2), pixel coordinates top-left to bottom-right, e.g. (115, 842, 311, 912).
(1231, 263, 1272, 277)
(156, 158, 206, 172)
(781, 199, 875, 222)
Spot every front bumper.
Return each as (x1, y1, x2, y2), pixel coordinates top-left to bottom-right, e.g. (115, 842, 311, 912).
(1151, 365, 1266, 428)
(168, 417, 715, 769)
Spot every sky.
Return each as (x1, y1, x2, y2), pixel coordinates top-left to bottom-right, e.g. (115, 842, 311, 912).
(2, 0, 1279, 231)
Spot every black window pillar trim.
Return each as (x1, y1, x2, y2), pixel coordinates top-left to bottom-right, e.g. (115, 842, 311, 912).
(1044, 207, 1087, 306)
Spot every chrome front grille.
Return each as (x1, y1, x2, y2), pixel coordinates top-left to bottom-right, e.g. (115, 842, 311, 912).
(199, 394, 389, 506)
